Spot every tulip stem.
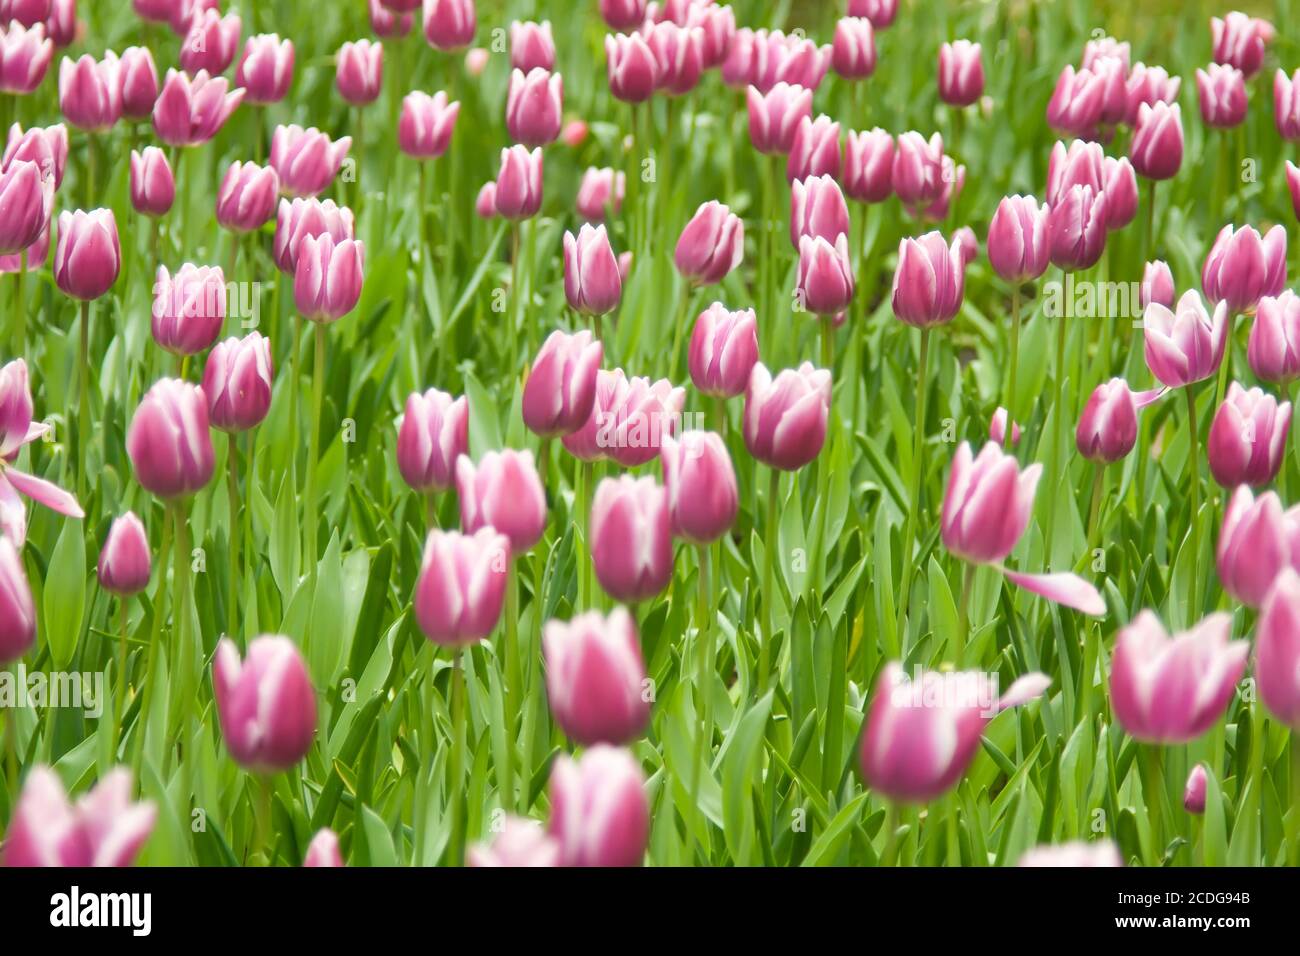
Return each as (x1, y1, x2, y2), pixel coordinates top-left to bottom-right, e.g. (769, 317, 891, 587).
(114, 598, 129, 757)
(502, 560, 522, 812)
(667, 285, 693, 382)
(579, 460, 594, 608)
(758, 466, 780, 694)
(11, 251, 25, 358)
(1141, 744, 1165, 864)
(510, 225, 521, 370)
(3, 663, 17, 793)
(1213, 314, 1235, 411)
(424, 490, 440, 531)
(881, 802, 900, 867)
(449, 650, 466, 865)
(1184, 384, 1201, 620)
(1044, 290, 1069, 569)
(226, 433, 240, 640)
(84, 134, 95, 205)
(304, 322, 325, 578)
(78, 299, 90, 500)
(1143, 179, 1156, 263)
(1004, 286, 1021, 443)
(955, 562, 975, 665)
(525, 217, 539, 357)
(254, 773, 273, 865)
(1085, 462, 1106, 555)
(133, 507, 172, 770)
(895, 327, 932, 639)
(690, 544, 714, 861)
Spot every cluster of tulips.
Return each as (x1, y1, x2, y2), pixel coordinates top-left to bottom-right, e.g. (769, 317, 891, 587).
(1, 0, 1300, 869)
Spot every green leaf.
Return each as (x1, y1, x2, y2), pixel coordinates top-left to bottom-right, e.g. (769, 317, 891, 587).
(43, 520, 86, 670)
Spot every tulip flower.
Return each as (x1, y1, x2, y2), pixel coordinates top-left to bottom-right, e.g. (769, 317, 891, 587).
(0, 158, 52, 256)
(605, 32, 657, 104)
(576, 166, 624, 221)
(167, 0, 218, 34)
(1276, 70, 1300, 141)
(370, 0, 413, 39)
(938, 40, 983, 107)
(398, 90, 459, 159)
(646, 21, 703, 96)
(178, 9, 240, 76)
(1047, 184, 1108, 271)
(563, 223, 622, 316)
(153, 68, 244, 147)
(1019, 842, 1122, 867)
(1179, 764, 1208, 814)
(493, 145, 542, 220)
(1201, 224, 1287, 315)
(126, 378, 215, 499)
(475, 181, 496, 218)
(273, 197, 355, 273)
(54, 207, 120, 301)
(743, 361, 831, 472)
(843, 127, 893, 203)
(989, 407, 1021, 447)
(1217, 486, 1290, 608)
(0, 21, 52, 95)
(797, 233, 854, 317)
(0, 359, 82, 546)
(1110, 611, 1248, 744)
(987, 195, 1050, 285)
(213, 636, 317, 773)
(1196, 64, 1247, 128)
(1046, 64, 1106, 136)
(720, 27, 759, 89)
(303, 829, 344, 867)
(661, 431, 737, 544)
(831, 17, 875, 80)
(467, 817, 560, 867)
(543, 608, 650, 745)
(1249, 292, 1300, 384)
(293, 233, 364, 323)
(1207, 383, 1291, 488)
(456, 449, 547, 553)
(1130, 101, 1183, 180)
(129, 147, 174, 218)
(336, 39, 383, 106)
(1, 0, 49, 30)
(674, 200, 743, 287)
(1, 766, 156, 867)
(506, 67, 562, 146)
(509, 20, 554, 73)
(590, 475, 673, 602)
(0, 220, 48, 275)
(1099, 156, 1137, 230)
(860, 663, 1050, 803)
(0, 535, 36, 662)
(1212, 11, 1268, 79)
(424, 0, 476, 52)
(118, 46, 159, 120)
(689, 303, 759, 399)
(892, 230, 967, 327)
(151, 263, 225, 356)
(563, 369, 681, 462)
(522, 329, 602, 439)
(548, 746, 649, 867)
(203, 333, 273, 433)
(787, 114, 841, 183)
(236, 34, 294, 105)
(1046, 139, 1103, 206)
(4, 122, 67, 189)
(1256, 568, 1300, 728)
(1076, 378, 1138, 463)
(396, 387, 469, 493)
(601, 0, 646, 31)
(97, 512, 151, 597)
(849, 0, 897, 28)
(1124, 62, 1180, 126)
(1143, 291, 1229, 388)
(1140, 259, 1175, 309)
(790, 174, 849, 248)
(891, 131, 945, 208)
(745, 81, 812, 155)
(413, 527, 510, 646)
(216, 160, 279, 233)
(270, 124, 352, 198)
(770, 34, 831, 91)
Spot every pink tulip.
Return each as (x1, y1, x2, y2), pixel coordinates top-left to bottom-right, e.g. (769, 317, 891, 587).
(153, 68, 244, 146)
(118, 46, 159, 120)
(860, 663, 1050, 802)
(273, 197, 355, 274)
(379, 0, 422, 10)
(1183, 764, 1208, 814)
(0, 21, 53, 95)
(97, 512, 151, 596)
(1019, 841, 1122, 867)
(1217, 486, 1290, 608)
(562, 224, 622, 317)
(167, 0, 218, 34)
(398, 90, 459, 159)
(467, 817, 560, 867)
(1275, 70, 1300, 140)
(1207, 382, 1291, 488)
(1076, 378, 1138, 463)
(843, 127, 893, 203)
(457, 449, 547, 553)
(605, 32, 657, 104)
(790, 173, 848, 249)
(743, 361, 830, 471)
(336, 39, 383, 106)
(423, 0, 476, 52)
(1110, 611, 1248, 744)
(1140, 259, 1175, 309)
(414, 527, 510, 645)
(510, 19, 554, 73)
(987, 195, 1050, 285)
(493, 145, 542, 220)
(54, 208, 120, 300)
(303, 828, 344, 867)
(849, 0, 897, 28)
(892, 230, 967, 326)
(989, 407, 1021, 447)
(270, 124, 352, 198)
(1202, 224, 1287, 314)
(590, 475, 673, 602)
(1, 766, 155, 867)
(236, 34, 294, 105)
(831, 17, 875, 80)
(674, 200, 743, 287)
(787, 113, 841, 183)
(4, 121, 66, 188)
(1047, 184, 1108, 271)
(203, 333, 273, 433)
(1100, 156, 1137, 230)
(44, 0, 74, 47)
(474, 181, 496, 218)
(661, 430, 737, 544)
(1089, 55, 1128, 126)
(58, 52, 120, 132)
(562, 369, 684, 466)
(548, 746, 648, 867)
(1249, 292, 1300, 384)
(213, 635, 317, 772)
(126, 379, 215, 499)
(600, 0, 646, 32)
(1124, 63, 1180, 125)
(396, 388, 468, 492)
(1197, 63, 1247, 128)
(745, 81, 812, 155)
(689, 303, 758, 399)
(0, 220, 48, 274)
(0, 359, 81, 545)
(576, 166, 624, 220)
(505, 67, 562, 147)
(770, 34, 830, 91)
(645, 21, 703, 96)
(682, 2, 733, 69)
(1212, 11, 1267, 79)
(544, 608, 650, 746)
(522, 330, 602, 439)
(179, 10, 240, 76)
(797, 233, 853, 317)
(891, 131, 945, 208)
(1046, 64, 1106, 136)
(293, 233, 364, 323)
(1256, 567, 1300, 728)
(0, 535, 36, 662)
(151, 263, 225, 356)
(370, 0, 413, 39)
(1129, 102, 1183, 180)
(216, 160, 279, 233)
(938, 39, 983, 107)
(0, 158, 51, 256)
(0, 0, 50, 28)
(1046, 139, 1104, 206)
(1288, 161, 1300, 220)
(132, 0, 172, 23)
(1143, 290, 1229, 388)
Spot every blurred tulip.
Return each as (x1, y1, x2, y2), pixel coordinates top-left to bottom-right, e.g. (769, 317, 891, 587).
(423, 0, 476, 52)
(293, 233, 364, 323)
(54, 208, 120, 300)
(797, 233, 853, 316)
(1202, 224, 1287, 314)
(590, 475, 673, 602)
(398, 90, 459, 159)
(790, 174, 848, 248)
(1250, 292, 1300, 383)
(0, 159, 52, 256)
(1140, 259, 1175, 309)
(216, 160, 278, 232)
(179, 9, 240, 76)
(989, 407, 1021, 447)
(561, 119, 587, 147)
(4, 122, 67, 188)
(1196, 63, 1247, 128)
(1212, 11, 1267, 79)
(523, 329, 602, 438)
(549, 746, 648, 867)
(1090, 55, 1128, 126)
(1130, 102, 1183, 180)
(414, 527, 510, 645)
(0, 535, 36, 662)
(151, 263, 224, 355)
(1101, 156, 1137, 229)
(0, 21, 53, 95)
(1257, 567, 1300, 728)
(576, 166, 624, 220)
(97, 512, 151, 596)
(987, 195, 1049, 284)
(0, 220, 48, 273)
(457, 449, 547, 553)
(831, 17, 875, 80)
(544, 608, 650, 746)
(273, 197, 355, 273)
(203, 333, 273, 433)
(117, 46, 159, 120)
(1217, 486, 1290, 608)
(600, 0, 646, 31)
(153, 68, 244, 146)
(1207, 382, 1291, 488)
(213, 636, 317, 772)
(59, 52, 121, 131)
(126, 379, 215, 498)
(891, 131, 945, 208)
(689, 303, 759, 399)
(509, 19, 553, 73)
(397, 387, 468, 492)
(1184, 764, 1208, 814)
(1019, 841, 1122, 867)
(1288, 161, 1300, 219)
(0, 0, 50, 28)
(743, 361, 830, 471)
(270, 124, 351, 198)
(236, 34, 294, 105)
(1047, 184, 1108, 271)
(464, 46, 488, 76)
(1276, 70, 1300, 140)
(1046, 64, 1106, 136)
(336, 39, 383, 106)
(303, 829, 344, 867)
(1125, 62, 1180, 126)
(493, 145, 542, 220)
(370, 0, 413, 38)
(938, 40, 983, 107)
(682, 2, 733, 69)
(849, 0, 897, 28)
(661, 430, 737, 544)
(745, 81, 811, 155)
(674, 200, 743, 286)
(605, 32, 657, 104)
(1143, 290, 1229, 388)
(843, 127, 893, 203)
(770, 34, 830, 90)
(1, 766, 155, 867)
(475, 181, 496, 217)
(506, 67, 562, 146)
(645, 21, 703, 96)
(787, 113, 841, 183)
(467, 817, 560, 867)
(1076, 378, 1138, 463)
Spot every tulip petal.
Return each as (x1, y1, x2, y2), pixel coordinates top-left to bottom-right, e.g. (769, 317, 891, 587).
(1002, 568, 1107, 615)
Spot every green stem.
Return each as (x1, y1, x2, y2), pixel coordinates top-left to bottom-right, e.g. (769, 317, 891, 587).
(449, 650, 466, 865)
(133, 507, 172, 769)
(254, 774, 272, 865)
(579, 460, 594, 608)
(1085, 462, 1105, 555)
(1185, 384, 1201, 620)
(78, 299, 90, 500)
(1004, 286, 1021, 442)
(1142, 744, 1165, 864)
(1143, 178, 1156, 263)
(689, 545, 713, 860)
(114, 598, 129, 756)
(11, 251, 25, 358)
(1044, 288, 1069, 568)
(525, 216, 538, 357)
(304, 322, 325, 577)
(895, 328, 933, 637)
(758, 466, 780, 694)
(226, 433, 240, 639)
(503, 560, 521, 811)
(424, 490, 440, 531)
(955, 562, 975, 665)
(667, 285, 694, 382)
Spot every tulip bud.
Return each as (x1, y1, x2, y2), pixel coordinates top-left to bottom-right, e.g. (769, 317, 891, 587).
(1018, 841, 1123, 867)
(1212, 11, 1267, 79)
(336, 39, 383, 106)
(1183, 764, 1208, 814)
(369, 0, 413, 39)
(843, 127, 893, 203)
(270, 124, 352, 199)
(303, 828, 344, 867)
(522, 329, 602, 439)
(561, 119, 587, 147)
(1140, 259, 1175, 309)
(273, 197, 355, 274)
(1047, 184, 1108, 272)
(203, 333, 273, 433)
(892, 230, 967, 327)
(548, 746, 648, 867)
(1076, 378, 1138, 463)
(179, 10, 241, 76)
(1207, 382, 1291, 488)
(790, 174, 849, 248)
(125, 147, 173, 220)
(605, 32, 657, 104)
(0, 766, 156, 867)
(509, 19, 554, 73)
(236, 34, 294, 105)
(153, 68, 244, 147)
(467, 816, 560, 867)
(54, 208, 120, 300)
(215, 160, 278, 233)
(1276, 70, 1300, 141)
(213, 635, 317, 773)
(797, 233, 853, 317)
(0, 535, 36, 663)
(0, 158, 52, 256)
(1125, 63, 1180, 126)
(990, 407, 1021, 447)
(475, 181, 496, 217)
(689, 303, 759, 399)
(600, 0, 646, 32)
(645, 21, 703, 96)
(1250, 292, 1300, 384)
(987, 195, 1050, 285)
(396, 388, 468, 492)
(1217, 486, 1289, 608)
(456, 449, 547, 553)
(1110, 611, 1248, 744)
(576, 166, 624, 221)
(1091, 55, 1128, 126)
(743, 361, 831, 471)
(493, 145, 542, 220)
(1130, 101, 1183, 180)
(831, 17, 875, 80)
(118, 46, 159, 120)
(414, 527, 510, 645)
(398, 90, 459, 160)
(423, 0, 476, 52)
(152, 263, 225, 355)
(59, 52, 121, 132)
(683, 2, 733, 68)
(1046, 64, 1105, 136)
(294, 233, 364, 323)
(891, 131, 945, 208)
(563, 223, 622, 316)
(745, 81, 811, 155)
(1202, 223, 1287, 315)
(544, 608, 650, 746)
(787, 113, 841, 183)
(590, 475, 673, 603)
(0, 21, 53, 95)
(1288, 161, 1300, 221)
(126, 378, 215, 498)
(1196, 63, 1247, 128)
(674, 200, 743, 287)
(660, 431, 737, 544)
(505, 67, 562, 147)
(1143, 291, 1229, 388)
(97, 512, 151, 597)
(1257, 567, 1300, 728)
(0, 357, 35, 457)
(938, 39, 983, 107)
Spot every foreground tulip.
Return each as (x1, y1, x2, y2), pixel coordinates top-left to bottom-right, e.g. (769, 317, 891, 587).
(456, 449, 547, 553)
(1183, 764, 1208, 814)
(1212, 11, 1267, 79)
(1047, 184, 1108, 271)
(467, 817, 560, 867)
(1110, 611, 1248, 744)
(563, 224, 622, 316)
(1201, 224, 1287, 315)
(1217, 487, 1289, 609)
(273, 197, 355, 273)
(126, 379, 215, 498)
(590, 475, 672, 602)
(1249, 292, 1300, 383)
(1, 766, 155, 867)
(396, 388, 469, 493)
(1076, 378, 1138, 463)
(54, 208, 119, 299)
(399, 91, 458, 159)
(787, 114, 841, 183)
(236, 34, 294, 105)
(0, 536, 36, 662)
(1257, 568, 1300, 728)
(605, 31, 657, 104)
(831, 17, 875, 80)
(293, 233, 364, 323)
(1140, 259, 1175, 309)
(414, 527, 510, 645)
(522, 330, 602, 439)
(303, 829, 344, 867)
(203, 333, 273, 433)
(661, 431, 737, 544)
(987, 195, 1049, 285)
(215, 161, 278, 233)
(892, 230, 967, 326)
(938, 40, 983, 107)
(153, 68, 244, 146)
(1130, 102, 1183, 180)
(151, 263, 225, 356)
(674, 200, 743, 286)
(548, 746, 648, 867)
(1196, 63, 1247, 128)
(1018, 841, 1122, 867)
(0, 21, 51, 95)
(97, 512, 151, 596)
(117, 46, 159, 120)
(562, 369, 684, 466)
(689, 303, 758, 398)
(493, 145, 542, 220)
(128, 147, 174, 218)
(213, 636, 317, 772)
(0, 159, 52, 256)
(270, 124, 352, 198)
(743, 362, 830, 472)
(424, 0, 476, 51)
(1207, 383, 1291, 488)
(1276, 70, 1300, 141)
(891, 131, 945, 208)
(745, 81, 811, 155)
(797, 234, 853, 317)
(544, 608, 649, 746)
(1143, 291, 1229, 388)
(842, 127, 893, 203)
(861, 663, 1050, 803)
